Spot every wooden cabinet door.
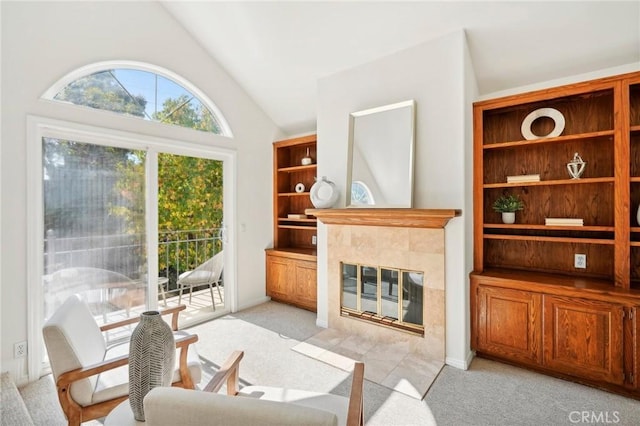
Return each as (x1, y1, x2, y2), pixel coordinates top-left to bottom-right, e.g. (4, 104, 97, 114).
(475, 285, 542, 364)
(630, 306, 639, 389)
(543, 295, 624, 384)
(293, 260, 317, 311)
(266, 255, 293, 302)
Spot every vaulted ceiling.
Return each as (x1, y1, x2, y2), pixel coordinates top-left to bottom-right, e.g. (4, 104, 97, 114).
(162, 1, 640, 135)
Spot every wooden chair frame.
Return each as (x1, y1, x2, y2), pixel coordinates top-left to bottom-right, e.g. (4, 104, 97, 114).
(204, 351, 365, 426)
(54, 305, 198, 426)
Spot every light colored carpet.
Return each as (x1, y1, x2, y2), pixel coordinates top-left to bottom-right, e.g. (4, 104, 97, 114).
(425, 357, 640, 426)
(2, 372, 34, 426)
(17, 300, 640, 425)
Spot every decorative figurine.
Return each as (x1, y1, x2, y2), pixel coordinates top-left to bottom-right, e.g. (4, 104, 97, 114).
(301, 147, 313, 165)
(566, 152, 586, 179)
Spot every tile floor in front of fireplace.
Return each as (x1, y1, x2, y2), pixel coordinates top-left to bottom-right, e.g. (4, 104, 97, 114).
(292, 327, 443, 400)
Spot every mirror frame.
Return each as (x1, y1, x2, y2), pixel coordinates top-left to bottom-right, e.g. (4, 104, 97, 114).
(346, 99, 416, 208)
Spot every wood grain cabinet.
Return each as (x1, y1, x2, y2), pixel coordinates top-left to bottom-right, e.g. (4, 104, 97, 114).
(471, 71, 640, 399)
(542, 295, 624, 385)
(473, 282, 542, 364)
(266, 250, 317, 312)
(265, 134, 318, 312)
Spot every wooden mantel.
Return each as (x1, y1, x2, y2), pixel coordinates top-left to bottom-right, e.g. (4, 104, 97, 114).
(306, 208, 461, 229)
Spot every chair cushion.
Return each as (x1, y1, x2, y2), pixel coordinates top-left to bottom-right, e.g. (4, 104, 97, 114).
(239, 385, 349, 426)
(178, 270, 214, 285)
(144, 387, 338, 426)
(92, 330, 202, 405)
(42, 294, 107, 406)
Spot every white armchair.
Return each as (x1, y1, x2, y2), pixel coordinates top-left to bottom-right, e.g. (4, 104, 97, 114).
(143, 351, 365, 426)
(43, 294, 201, 426)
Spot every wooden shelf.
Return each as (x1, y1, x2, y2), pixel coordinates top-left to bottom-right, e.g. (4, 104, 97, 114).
(277, 224, 317, 231)
(272, 134, 318, 252)
(473, 269, 640, 300)
(483, 234, 614, 245)
(277, 164, 317, 173)
(484, 177, 614, 188)
(266, 247, 317, 259)
(278, 192, 312, 197)
(482, 130, 614, 150)
(278, 217, 316, 223)
(484, 224, 614, 232)
(268, 134, 318, 312)
(472, 72, 640, 399)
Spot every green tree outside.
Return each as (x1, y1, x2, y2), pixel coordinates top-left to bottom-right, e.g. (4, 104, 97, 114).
(55, 71, 147, 117)
(153, 94, 222, 134)
(52, 70, 225, 287)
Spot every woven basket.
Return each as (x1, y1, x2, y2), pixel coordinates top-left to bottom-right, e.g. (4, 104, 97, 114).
(128, 311, 175, 421)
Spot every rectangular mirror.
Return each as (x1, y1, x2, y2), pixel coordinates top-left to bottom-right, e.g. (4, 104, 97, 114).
(346, 100, 415, 207)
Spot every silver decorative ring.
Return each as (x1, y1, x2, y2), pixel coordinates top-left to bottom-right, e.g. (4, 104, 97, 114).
(521, 107, 565, 140)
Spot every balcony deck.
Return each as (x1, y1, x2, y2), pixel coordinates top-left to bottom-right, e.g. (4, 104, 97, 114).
(96, 286, 226, 344)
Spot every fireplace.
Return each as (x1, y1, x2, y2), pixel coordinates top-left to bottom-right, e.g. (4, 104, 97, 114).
(309, 208, 460, 361)
(341, 262, 424, 334)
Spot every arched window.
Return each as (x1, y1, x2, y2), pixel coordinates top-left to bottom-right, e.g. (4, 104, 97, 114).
(42, 62, 232, 136)
(351, 180, 375, 205)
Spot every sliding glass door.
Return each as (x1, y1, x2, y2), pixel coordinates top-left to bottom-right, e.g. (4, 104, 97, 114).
(42, 138, 148, 326)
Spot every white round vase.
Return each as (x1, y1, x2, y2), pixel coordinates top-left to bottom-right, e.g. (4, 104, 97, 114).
(502, 212, 516, 224)
(310, 176, 339, 208)
(637, 204, 640, 226)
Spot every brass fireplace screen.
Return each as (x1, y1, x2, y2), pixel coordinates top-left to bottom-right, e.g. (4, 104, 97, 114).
(341, 262, 424, 334)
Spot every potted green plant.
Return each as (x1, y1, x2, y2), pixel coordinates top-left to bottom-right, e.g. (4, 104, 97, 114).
(492, 194, 524, 224)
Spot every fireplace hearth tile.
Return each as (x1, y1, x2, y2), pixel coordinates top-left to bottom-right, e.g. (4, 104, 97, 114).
(316, 350, 359, 371)
(305, 328, 347, 349)
(292, 328, 442, 400)
(337, 335, 375, 355)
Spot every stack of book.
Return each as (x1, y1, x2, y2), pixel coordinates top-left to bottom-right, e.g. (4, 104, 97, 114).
(545, 218, 584, 226)
(506, 174, 540, 183)
(287, 213, 308, 219)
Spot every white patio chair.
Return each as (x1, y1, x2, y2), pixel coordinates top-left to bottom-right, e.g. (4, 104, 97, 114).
(42, 294, 201, 426)
(177, 250, 224, 309)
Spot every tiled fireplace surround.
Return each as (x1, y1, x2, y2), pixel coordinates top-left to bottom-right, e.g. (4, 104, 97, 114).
(308, 208, 460, 396)
(328, 224, 446, 360)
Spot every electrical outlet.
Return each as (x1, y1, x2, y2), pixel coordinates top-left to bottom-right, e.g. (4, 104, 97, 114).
(574, 254, 587, 269)
(14, 341, 27, 358)
(312, 235, 317, 245)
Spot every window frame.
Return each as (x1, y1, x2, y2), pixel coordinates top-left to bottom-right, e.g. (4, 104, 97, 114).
(26, 115, 238, 381)
(41, 61, 233, 137)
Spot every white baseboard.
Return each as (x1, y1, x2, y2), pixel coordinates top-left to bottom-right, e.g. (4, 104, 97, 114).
(13, 374, 29, 387)
(7, 359, 29, 387)
(445, 350, 475, 370)
(315, 318, 328, 328)
(237, 296, 271, 312)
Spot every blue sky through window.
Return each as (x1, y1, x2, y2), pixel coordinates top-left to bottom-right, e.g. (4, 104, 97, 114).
(112, 69, 192, 119)
(51, 68, 224, 134)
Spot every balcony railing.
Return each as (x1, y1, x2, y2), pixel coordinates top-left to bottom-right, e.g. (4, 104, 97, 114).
(43, 228, 223, 321)
(158, 228, 224, 295)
